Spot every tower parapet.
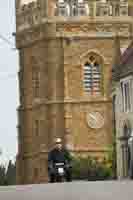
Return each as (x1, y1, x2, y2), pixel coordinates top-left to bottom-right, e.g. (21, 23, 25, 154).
(56, 0, 130, 17)
(16, 0, 132, 33)
(16, 0, 47, 32)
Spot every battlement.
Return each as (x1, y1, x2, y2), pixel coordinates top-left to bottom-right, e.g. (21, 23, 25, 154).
(16, 0, 133, 33)
(56, 0, 130, 17)
(16, 0, 56, 14)
(16, 0, 47, 32)
(17, 0, 40, 13)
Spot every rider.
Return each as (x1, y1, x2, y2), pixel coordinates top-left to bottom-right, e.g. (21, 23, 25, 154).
(48, 137, 72, 182)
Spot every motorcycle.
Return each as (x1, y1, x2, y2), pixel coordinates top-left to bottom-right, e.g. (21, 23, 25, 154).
(48, 162, 72, 183)
(54, 162, 66, 182)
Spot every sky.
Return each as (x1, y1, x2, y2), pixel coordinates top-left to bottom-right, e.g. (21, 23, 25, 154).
(0, 1, 19, 165)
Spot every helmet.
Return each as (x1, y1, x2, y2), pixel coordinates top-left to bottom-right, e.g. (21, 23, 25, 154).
(55, 138, 62, 144)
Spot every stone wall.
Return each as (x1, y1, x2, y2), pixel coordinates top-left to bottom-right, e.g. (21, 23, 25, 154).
(16, 0, 133, 184)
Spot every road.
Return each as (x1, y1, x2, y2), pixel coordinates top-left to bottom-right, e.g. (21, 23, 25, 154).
(0, 181, 133, 200)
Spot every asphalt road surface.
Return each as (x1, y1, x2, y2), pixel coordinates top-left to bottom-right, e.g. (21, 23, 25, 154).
(0, 181, 133, 200)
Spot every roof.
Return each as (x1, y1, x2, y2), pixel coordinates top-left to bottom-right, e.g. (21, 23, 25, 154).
(112, 40, 133, 81)
(120, 41, 133, 65)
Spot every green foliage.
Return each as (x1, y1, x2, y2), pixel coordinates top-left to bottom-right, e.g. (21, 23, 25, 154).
(6, 160, 16, 185)
(71, 154, 114, 181)
(0, 160, 16, 186)
(0, 165, 6, 185)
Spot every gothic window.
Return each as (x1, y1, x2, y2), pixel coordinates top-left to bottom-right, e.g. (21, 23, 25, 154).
(121, 79, 131, 112)
(83, 55, 101, 95)
(32, 67, 40, 98)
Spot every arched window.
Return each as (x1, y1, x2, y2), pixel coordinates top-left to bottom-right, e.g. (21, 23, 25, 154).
(124, 123, 131, 138)
(83, 55, 101, 95)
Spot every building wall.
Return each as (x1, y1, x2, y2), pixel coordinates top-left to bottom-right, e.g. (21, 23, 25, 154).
(16, 0, 133, 184)
(114, 75, 133, 178)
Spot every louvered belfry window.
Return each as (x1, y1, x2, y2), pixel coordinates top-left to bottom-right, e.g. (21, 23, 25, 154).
(83, 55, 101, 94)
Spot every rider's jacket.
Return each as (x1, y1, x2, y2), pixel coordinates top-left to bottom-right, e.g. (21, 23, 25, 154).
(48, 148, 71, 166)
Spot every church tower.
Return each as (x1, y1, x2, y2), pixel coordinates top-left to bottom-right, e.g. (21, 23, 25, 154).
(16, 0, 133, 184)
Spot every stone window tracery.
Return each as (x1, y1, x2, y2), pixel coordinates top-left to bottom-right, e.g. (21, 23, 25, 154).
(83, 55, 101, 95)
(121, 78, 131, 112)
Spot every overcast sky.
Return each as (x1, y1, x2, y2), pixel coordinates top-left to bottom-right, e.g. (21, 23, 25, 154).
(0, 1, 19, 165)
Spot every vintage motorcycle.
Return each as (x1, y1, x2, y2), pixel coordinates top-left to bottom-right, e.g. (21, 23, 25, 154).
(48, 162, 72, 182)
(54, 162, 66, 182)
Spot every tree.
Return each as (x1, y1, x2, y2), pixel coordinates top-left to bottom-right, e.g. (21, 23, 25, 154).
(0, 165, 6, 185)
(6, 160, 16, 185)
